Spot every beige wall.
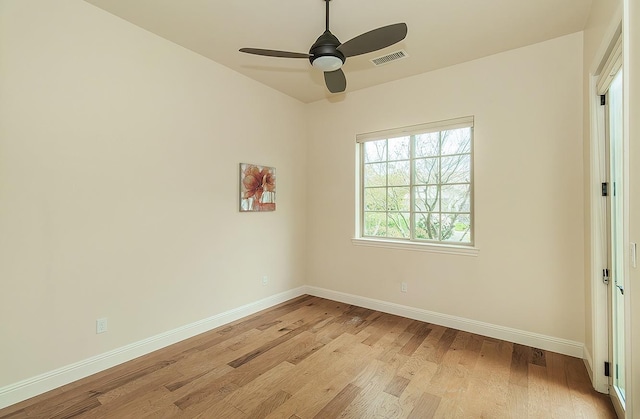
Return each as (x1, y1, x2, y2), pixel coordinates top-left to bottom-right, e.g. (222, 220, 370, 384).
(0, 0, 307, 387)
(306, 33, 585, 341)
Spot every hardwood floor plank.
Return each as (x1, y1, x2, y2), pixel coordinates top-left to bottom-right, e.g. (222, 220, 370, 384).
(360, 313, 401, 346)
(398, 324, 432, 357)
(407, 391, 441, 419)
(84, 386, 171, 419)
(246, 389, 292, 419)
(454, 339, 512, 417)
(506, 343, 530, 418)
(458, 332, 483, 371)
(227, 310, 333, 369)
(224, 361, 295, 413)
(384, 375, 411, 397)
(429, 327, 458, 364)
(286, 340, 325, 365)
(191, 401, 246, 419)
(397, 355, 439, 415)
(77, 369, 181, 418)
(22, 390, 101, 419)
(190, 295, 315, 352)
(424, 334, 469, 417)
(176, 302, 339, 414)
(360, 391, 402, 418)
(0, 410, 27, 419)
(176, 331, 317, 414)
(312, 383, 361, 418)
(509, 343, 531, 387)
(269, 367, 366, 418)
(0, 296, 616, 419)
(528, 363, 552, 418)
(49, 395, 102, 419)
(338, 359, 397, 418)
(164, 365, 226, 393)
(507, 382, 528, 419)
(131, 362, 235, 417)
(415, 325, 446, 363)
(546, 350, 577, 418)
(377, 330, 413, 364)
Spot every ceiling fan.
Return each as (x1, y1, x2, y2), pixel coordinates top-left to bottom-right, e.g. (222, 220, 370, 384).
(239, 0, 408, 94)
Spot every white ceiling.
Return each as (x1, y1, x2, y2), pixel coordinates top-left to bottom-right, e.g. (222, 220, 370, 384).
(84, 0, 593, 103)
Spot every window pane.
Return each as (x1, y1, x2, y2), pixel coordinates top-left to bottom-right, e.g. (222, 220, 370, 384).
(363, 212, 387, 237)
(413, 185, 439, 212)
(364, 140, 387, 163)
(414, 213, 439, 240)
(388, 161, 410, 186)
(388, 136, 410, 161)
(441, 213, 471, 243)
(415, 132, 440, 157)
(441, 184, 470, 212)
(441, 155, 470, 183)
(388, 212, 411, 238)
(388, 187, 410, 211)
(441, 128, 471, 156)
(364, 187, 386, 211)
(364, 163, 387, 187)
(414, 158, 438, 185)
(359, 117, 473, 246)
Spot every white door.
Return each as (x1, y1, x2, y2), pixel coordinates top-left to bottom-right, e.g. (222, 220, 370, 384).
(606, 68, 626, 412)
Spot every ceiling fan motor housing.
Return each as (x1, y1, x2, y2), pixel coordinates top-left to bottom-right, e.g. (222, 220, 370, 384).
(309, 30, 346, 69)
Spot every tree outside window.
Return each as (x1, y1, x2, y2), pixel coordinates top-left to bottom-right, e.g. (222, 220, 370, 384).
(359, 117, 473, 245)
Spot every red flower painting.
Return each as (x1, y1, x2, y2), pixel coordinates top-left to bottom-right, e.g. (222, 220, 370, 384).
(240, 163, 276, 212)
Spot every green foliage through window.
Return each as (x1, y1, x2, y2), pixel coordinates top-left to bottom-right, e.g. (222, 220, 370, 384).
(358, 117, 473, 245)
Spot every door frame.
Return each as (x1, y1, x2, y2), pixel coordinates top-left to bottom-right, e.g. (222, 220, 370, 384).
(604, 68, 627, 417)
(588, 15, 632, 418)
(588, 19, 621, 396)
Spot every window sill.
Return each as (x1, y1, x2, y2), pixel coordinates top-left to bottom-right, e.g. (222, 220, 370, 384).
(351, 238, 479, 256)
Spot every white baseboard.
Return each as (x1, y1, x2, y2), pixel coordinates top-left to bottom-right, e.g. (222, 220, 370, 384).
(0, 287, 307, 410)
(304, 286, 585, 359)
(0, 285, 587, 410)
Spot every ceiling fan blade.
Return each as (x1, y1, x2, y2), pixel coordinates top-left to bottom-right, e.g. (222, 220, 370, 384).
(337, 23, 407, 58)
(239, 48, 311, 59)
(324, 69, 346, 93)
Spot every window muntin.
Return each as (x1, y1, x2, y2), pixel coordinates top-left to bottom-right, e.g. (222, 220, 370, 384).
(358, 117, 473, 245)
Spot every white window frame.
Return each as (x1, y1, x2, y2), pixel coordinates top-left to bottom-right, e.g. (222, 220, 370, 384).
(353, 116, 478, 256)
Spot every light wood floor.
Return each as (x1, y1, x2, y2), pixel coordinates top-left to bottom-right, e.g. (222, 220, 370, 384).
(0, 295, 616, 418)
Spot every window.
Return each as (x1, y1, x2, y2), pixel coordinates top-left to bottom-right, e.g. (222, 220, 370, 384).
(357, 116, 474, 246)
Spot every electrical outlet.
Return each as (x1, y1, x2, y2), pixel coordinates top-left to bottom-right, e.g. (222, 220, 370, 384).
(401, 282, 408, 293)
(96, 318, 108, 334)
(262, 275, 269, 286)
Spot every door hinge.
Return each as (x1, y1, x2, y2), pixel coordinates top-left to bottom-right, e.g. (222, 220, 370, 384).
(602, 182, 608, 197)
(605, 361, 610, 377)
(603, 268, 610, 285)
(601, 95, 606, 106)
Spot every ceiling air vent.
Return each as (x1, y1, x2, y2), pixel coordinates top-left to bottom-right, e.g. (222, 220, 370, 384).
(370, 50, 408, 66)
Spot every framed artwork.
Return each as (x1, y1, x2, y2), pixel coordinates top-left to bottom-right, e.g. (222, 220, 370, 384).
(239, 163, 276, 212)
